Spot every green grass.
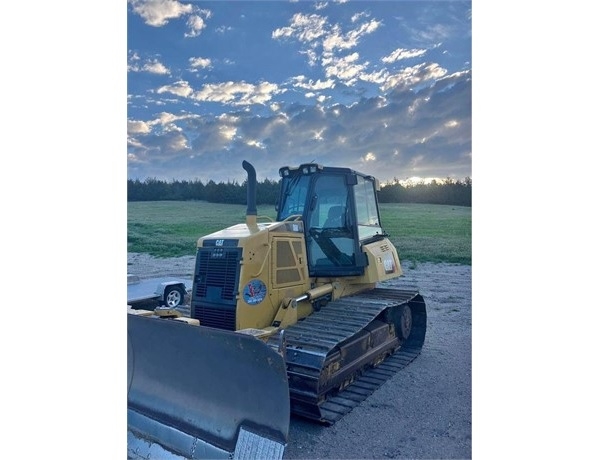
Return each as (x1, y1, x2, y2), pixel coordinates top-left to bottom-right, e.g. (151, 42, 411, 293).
(128, 201, 471, 264)
(379, 203, 471, 265)
(127, 201, 267, 257)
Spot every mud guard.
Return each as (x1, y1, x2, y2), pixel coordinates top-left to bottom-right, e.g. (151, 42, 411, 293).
(127, 313, 290, 459)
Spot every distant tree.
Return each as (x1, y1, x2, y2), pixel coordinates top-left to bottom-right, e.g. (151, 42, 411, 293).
(189, 179, 205, 200)
(256, 178, 281, 205)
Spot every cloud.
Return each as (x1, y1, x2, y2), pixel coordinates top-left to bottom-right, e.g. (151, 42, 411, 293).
(273, 12, 380, 88)
(128, 0, 193, 27)
(215, 25, 233, 34)
(359, 68, 389, 85)
(188, 56, 212, 70)
(184, 11, 212, 37)
(127, 52, 170, 74)
(291, 76, 336, 91)
(151, 79, 281, 107)
(351, 12, 370, 23)
(156, 80, 194, 98)
(193, 81, 281, 106)
(415, 23, 453, 43)
(382, 48, 427, 64)
(154, 112, 196, 126)
(128, 120, 151, 135)
(323, 52, 366, 85)
(362, 152, 376, 162)
(382, 63, 447, 92)
(127, 112, 200, 165)
(273, 12, 379, 54)
(218, 124, 237, 141)
(272, 13, 327, 42)
(246, 139, 266, 149)
(143, 59, 170, 75)
(129, 0, 211, 38)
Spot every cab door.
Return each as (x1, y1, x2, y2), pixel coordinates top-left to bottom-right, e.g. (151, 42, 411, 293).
(304, 172, 366, 277)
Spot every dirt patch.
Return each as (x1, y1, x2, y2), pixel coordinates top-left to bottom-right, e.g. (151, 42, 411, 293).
(127, 253, 196, 280)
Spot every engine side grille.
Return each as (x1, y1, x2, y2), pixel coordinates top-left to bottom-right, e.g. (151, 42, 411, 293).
(195, 248, 241, 300)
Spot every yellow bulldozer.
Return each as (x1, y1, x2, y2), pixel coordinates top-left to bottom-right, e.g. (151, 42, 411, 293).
(127, 161, 427, 459)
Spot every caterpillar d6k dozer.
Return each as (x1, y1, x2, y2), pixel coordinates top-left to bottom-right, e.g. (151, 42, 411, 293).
(127, 160, 427, 459)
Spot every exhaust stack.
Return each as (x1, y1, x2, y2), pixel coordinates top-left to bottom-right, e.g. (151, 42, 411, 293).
(242, 160, 259, 232)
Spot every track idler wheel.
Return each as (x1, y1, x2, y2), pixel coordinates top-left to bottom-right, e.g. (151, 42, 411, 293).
(397, 304, 413, 340)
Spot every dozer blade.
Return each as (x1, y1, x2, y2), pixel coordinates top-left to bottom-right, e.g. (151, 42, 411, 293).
(127, 313, 290, 459)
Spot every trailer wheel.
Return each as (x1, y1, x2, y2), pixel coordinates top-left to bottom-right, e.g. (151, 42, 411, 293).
(164, 285, 186, 308)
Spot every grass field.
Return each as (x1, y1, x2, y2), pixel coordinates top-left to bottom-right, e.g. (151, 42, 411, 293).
(128, 201, 471, 265)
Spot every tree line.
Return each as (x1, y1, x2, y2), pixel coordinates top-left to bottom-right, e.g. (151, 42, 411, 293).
(377, 177, 472, 206)
(127, 176, 472, 207)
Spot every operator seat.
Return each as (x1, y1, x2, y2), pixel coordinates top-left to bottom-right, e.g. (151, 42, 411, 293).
(324, 206, 345, 228)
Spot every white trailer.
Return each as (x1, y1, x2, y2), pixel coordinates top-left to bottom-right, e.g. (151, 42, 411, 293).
(127, 274, 192, 308)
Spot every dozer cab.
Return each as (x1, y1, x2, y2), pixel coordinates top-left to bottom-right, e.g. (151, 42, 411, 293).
(127, 161, 427, 459)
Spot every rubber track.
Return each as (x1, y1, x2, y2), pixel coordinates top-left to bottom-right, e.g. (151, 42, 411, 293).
(276, 287, 426, 425)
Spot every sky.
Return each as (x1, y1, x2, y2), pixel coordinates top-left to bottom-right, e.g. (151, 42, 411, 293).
(127, 0, 472, 185)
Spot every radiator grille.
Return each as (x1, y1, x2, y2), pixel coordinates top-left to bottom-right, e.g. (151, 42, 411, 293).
(192, 247, 241, 331)
(195, 248, 241, 301)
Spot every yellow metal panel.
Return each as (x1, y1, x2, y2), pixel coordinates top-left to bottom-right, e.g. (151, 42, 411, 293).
(361, 237, 403, 284)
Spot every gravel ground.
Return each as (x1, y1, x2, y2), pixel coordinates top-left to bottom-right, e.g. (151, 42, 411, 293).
(127, 253, 472, 459)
